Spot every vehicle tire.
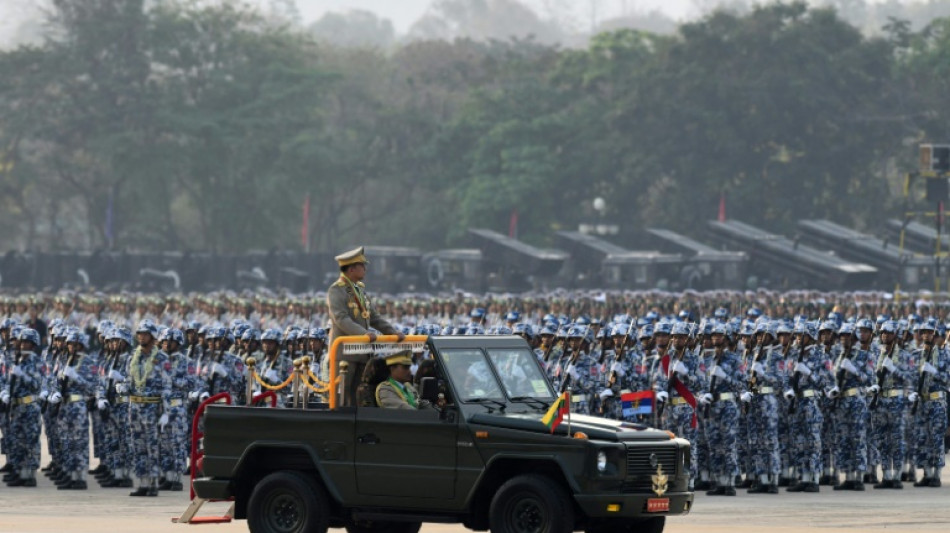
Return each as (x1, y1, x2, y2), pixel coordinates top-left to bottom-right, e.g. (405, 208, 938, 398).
(345, 520, 422, 533)
(247, 471, 329, 533)
(489, 474, 574, 533)
(586, 517, 665, 533)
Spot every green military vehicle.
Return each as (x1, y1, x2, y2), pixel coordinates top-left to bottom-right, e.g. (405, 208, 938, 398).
(191, 335, 693, 533)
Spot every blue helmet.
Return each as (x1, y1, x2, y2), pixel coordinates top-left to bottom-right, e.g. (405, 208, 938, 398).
(611, 323, 630, 338)
(262, 328, 282, 343)
(654, 321, 672, 335)
(66, 331, 88, 349)
(880, 320, 898, 334)
(470, 308, 486, 319)
(18, 328, 40, 348)
(671, 322, 691, 336)
(465, 325, 484, 336)
(308, 328, 328, 341)
(714, 307, 729, 320)
(495, 326, 513, 335)
(838, 323, 856, 337)
(638, 325, 655, 339)
(242, 328, 262, 342)
(746, 307, 762, 319)
(818, 320, 838, 333)
(855, 318, 874, 331)
(918, 318, 937, 332)
(160, 328, 185, 346)
(97, 320, 115, 335)
(710, 323, 728, 336)
(136, 319, 157, 337)
(539, 324, 557, 336)
(185, 320, 202, 332)
(505, 311, 521, 322)
(441, 326, 455, 336)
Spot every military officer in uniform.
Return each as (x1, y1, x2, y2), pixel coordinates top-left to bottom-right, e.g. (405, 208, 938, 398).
(327, 247, 404, 344)
(375, 350, 433, 409)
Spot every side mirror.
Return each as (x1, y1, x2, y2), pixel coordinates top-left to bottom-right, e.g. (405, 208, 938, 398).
(420, 377, 440, 403)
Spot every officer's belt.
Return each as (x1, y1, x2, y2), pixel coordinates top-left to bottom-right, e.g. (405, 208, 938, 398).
(670, 397, 689, 406)
(714, 392, 735, 402)
(115, 396, 130, 404)
(757, 387, 775, 394)
(800, 389, 819, 398)
(169, 398, 184, 407)
(14, 395, 34, 406)
(130, 396, 161, 404)
(843, 388, 861, 397)
(571, 394, 588, 403)
(883, 389, 904, 398)
(65, 394, 84, 404)
(926, 391, 946, 401)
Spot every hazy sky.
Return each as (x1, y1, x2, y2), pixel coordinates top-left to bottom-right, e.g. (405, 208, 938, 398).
(294, 0, 697, 32)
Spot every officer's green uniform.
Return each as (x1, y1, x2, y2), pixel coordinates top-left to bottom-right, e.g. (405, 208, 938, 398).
(327, 247, 398, 344)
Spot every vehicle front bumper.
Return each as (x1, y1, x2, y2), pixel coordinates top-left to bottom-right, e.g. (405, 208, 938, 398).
(573, 491, 693, 518)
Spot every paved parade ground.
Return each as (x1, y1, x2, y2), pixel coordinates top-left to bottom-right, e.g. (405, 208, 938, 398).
(2, 461, 947, 533)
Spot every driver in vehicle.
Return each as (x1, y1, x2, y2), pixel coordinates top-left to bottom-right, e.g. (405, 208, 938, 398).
(376, 350, 437, 410)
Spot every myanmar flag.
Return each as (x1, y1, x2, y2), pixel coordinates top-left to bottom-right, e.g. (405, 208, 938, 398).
(621, 390, 655, 418)
(542, 392, 571, 433)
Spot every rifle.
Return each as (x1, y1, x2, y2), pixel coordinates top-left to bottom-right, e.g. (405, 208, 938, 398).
(4, 344, 22, 424)
(787, 339, 806, 415)
(744, 342, 765, 416)
(831, 343, 852, 411)
(704, 347, 723, 419)
(869, 342, 896, 411)
(51, 353, 74, 418)
(911, 344, 935, 415)
(658, 345, 684, 420)
(100, 348, 118, 422)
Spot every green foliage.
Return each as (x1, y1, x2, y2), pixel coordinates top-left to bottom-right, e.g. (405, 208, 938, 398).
(0, 0, 948, 252)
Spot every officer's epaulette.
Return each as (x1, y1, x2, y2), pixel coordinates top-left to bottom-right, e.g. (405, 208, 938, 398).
(357, 281, 365, 288)
(331, 279, 346, 288)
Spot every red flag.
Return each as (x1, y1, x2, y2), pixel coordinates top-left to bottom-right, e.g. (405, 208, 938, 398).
(301, 192, 311, 252)
(509, 208, 519, 239)
(718, 192, 726, 222)
(660, 354, 698, 428)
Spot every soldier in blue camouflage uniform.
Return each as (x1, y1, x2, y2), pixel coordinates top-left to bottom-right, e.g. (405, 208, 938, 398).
(0, 318, 15, 474)
(655, 321, 705, 490)
(868, 320, 914, 489)
(159, 328, 198, 491)
(257, 328, 293, 403)
(743, 321, 784, 494)
(815, 320, 841, 486)
(97, 327, 134, 488)
(554, 326, 595, 415)
(910, 319, 948, 487)
(735, 322, 756, 488)
(701, 324, 744, 496)
(198, 326, 246, 404)
(784, 321, 834, 493)
(127, 320, 172, 497)
(829, 321, 874, 491)
(1, 329, 43, 487)
(88, 320, 114, 480)
(48, 330, 98, 489)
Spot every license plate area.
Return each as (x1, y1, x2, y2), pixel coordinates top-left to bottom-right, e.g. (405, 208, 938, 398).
(646, 498, 669, 513)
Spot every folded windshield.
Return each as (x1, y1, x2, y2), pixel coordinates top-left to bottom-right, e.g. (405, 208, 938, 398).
(441, 347, 554, 403)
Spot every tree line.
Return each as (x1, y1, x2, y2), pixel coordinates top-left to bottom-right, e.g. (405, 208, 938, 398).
(0, 0, 948, 255)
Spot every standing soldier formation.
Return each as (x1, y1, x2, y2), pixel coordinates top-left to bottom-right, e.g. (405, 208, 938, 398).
(1, 280, 949, 495)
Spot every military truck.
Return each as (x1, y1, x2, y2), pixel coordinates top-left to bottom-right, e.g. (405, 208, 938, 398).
(189, 335, 693, 533)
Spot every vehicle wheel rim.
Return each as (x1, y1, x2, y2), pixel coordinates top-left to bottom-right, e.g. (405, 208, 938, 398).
(508, 496, 547, 533)
(265, 491, 303, 532)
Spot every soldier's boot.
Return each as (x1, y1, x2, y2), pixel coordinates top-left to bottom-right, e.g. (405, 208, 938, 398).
(748, 474, 770, 494)
(2, 471, 17, 482)
(147, 480, 159, 497)
(738, 476, 754, 489)
(130, 478, 151, 497)
(929, 472, 941, 487)
(851, 479, 865, 491)
(706, 486, 726, 496)
(818, 468, 835, 486)
(803, 482, 820, 493)
(88, 463, 106, 476)
(734, 475, 743, 487)
(0, 463, 12, 473)
(889, 469, 904, 489)
(40, 462, 54, 472)
(695, 471, 712, 491)
(914, 467, 932, 487)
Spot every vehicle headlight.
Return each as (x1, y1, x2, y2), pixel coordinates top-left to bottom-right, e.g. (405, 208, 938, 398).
(597, 451, 608, 473)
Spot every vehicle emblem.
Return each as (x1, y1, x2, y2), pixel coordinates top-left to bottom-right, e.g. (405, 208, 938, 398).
(649, 453, 658, 468)
(652, 464, 668, 497)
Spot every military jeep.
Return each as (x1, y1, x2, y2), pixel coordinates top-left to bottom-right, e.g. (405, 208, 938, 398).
(192, 335, 693, 533)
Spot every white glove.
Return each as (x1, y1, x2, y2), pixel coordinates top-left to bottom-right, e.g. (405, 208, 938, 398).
(213, 363, 228, 378)
(882, 357, 896, 372)
(655, 390, 669, 403)
(840, 359, 858, 375)
(188, 391, 199, 401)
(10, 365, 25, 378)
(63, 366, 79, 380)
(740, 391, 753, 403)
(795, 363, 811, 376)
(712, 366, 727, 379)
(752, 362, 766, 376)
(264, 369, 280, 382)
(49, 392, 62, 404)
(609, 362, 625, 377)
(199, 392, 210, 402)
(159, 413, 169, 429)
(97, 398, 109, 410)
(0, 390, 9, 405)
(922, 363, 938, 375)
(826, 386, 840, 399)
(39, 390, 49, 401)
(599, 389, 614, 401)
(673, 361, 688, 376)
(783, 389, 795, 400)
(699, 393, 713, 405)
(566, 364, 580, 381)
(115, 383, 128, 395)
(109, 370, 124, 381)
(867, 384, 880, 395)
(908, 392, 919, 403)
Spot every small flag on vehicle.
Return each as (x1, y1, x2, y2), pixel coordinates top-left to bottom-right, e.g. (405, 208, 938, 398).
(621, 390, 655, 417)
(542, 392, 571, 433)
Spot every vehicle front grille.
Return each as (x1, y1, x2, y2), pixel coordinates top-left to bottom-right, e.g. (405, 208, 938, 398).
(621, 445, 678, 493)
